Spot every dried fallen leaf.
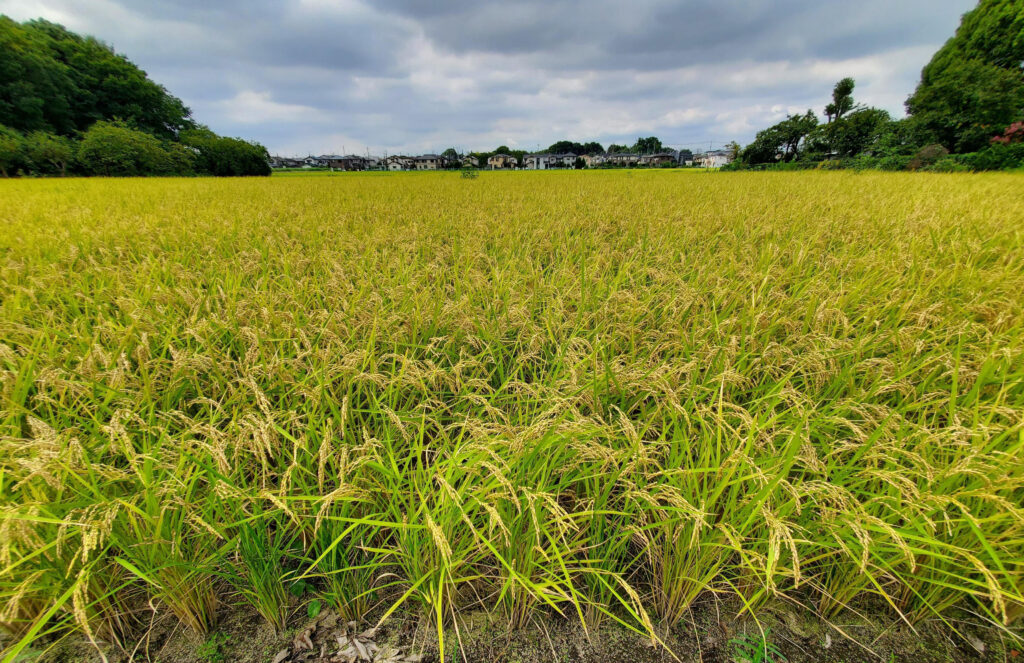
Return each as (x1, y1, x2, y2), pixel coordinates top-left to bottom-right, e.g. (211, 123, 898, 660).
(272, 648, 290, 663)
(293, 629, 314, 651)
(353, 637, 369, 661)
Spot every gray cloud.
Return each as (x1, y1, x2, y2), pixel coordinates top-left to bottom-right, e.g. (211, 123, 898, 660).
(0, 0, 976, 154)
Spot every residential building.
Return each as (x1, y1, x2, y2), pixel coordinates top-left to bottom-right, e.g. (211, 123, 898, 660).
(606, 152, 640, 166)
(523, 153, 555, 170)
(488, 153, 518, 169)
(385, 155, 414, 171)
(414, 154, 445, 170)
(268, 156, 304, 168)
(324, 155, 368, 170)
(461, 155, 479, 168)
(638, 152, 678, 167)
(696, 150, 731, 168)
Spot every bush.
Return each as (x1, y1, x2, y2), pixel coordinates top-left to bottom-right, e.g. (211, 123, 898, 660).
(0, 124, 26, 177)
(925, 156, 972, 173)
(180, 128, 270, 177)
(869, 155, 910, 171)
(907, 144, 949, 170)
(24, 131, 75, 175)
(958, 143, 1024, 171)
(76, 121, 185, 176)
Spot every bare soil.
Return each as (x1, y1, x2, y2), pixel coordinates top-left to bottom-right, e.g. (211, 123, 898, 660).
(18, 595, 1022, 663)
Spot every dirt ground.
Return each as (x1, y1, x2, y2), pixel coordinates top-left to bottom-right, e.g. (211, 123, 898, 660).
(15, 594, 1023, 663)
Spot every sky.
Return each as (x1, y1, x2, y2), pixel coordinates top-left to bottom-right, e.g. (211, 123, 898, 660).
(0, 0, 977, 156)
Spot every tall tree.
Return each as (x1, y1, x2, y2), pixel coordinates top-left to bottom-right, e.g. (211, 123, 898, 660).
(0, 17, 194, 137)
(825, 77, 857, 123)
(906, 0, 1024, 152)
(741, 111, 818, 164)
(0, 124, 24, 177)
(632, 136, 663, 154)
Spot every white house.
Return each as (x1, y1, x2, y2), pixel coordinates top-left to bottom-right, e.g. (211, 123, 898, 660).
(697, 150, 731, 168)
(385, 155, 414, 170)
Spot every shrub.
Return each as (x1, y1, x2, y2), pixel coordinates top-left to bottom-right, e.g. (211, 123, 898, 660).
(959, 142, 1024, 171)
(76, 121, 183, 176)
(0, 124, 26, 177)
(180, 128, 271, 177)
(24, 131, 75, 175)
(925, 156, 972, 173)
(907, 144, 949, 170)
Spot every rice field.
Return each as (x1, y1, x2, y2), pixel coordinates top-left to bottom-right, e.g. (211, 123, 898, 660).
(1, 170, 1023, 660)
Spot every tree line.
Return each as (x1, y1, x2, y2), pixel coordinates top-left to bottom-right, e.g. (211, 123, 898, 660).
(728, 0, 1024, 172)
(0, 17, 270, 177)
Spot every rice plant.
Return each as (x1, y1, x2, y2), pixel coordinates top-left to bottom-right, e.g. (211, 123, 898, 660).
(0, 170, 1022, 659)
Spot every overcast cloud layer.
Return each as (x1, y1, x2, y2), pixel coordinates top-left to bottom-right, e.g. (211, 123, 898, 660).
(0, 0, 975, 155)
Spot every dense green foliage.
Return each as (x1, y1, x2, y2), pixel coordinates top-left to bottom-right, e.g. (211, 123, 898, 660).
(0, 17, 192, 138)
(546, 140, 605, 154)
(0, 16, 269, 177)
(180, 128, 271, 177)
(907, 0, 1024, 152)
(736, 0, 1024, 171)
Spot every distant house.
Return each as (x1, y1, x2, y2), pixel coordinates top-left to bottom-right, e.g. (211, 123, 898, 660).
(385, 155, 414, 171)
(414, 154, 445, 170)
(461, 155, 479, 168)
(323, 155, 368, 170)
(696, 150, 731, 168)
(638, 152, 678, 167)
(581, 154, 605, 168)
(312, 154, 340, 167)
(606, 152, 640, 166)
(268, 156, 304, 168)
(302, 156, 320, 168)
(488, 153, 518, 170)
(523, 153, 555, 170)
(522, 153, 576, 169)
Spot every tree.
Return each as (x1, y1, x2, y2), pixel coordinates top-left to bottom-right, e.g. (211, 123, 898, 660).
(742, 111, 819, 163)
(442, 147, 459, 161)
(76, 120, 175, 176)
(632, 136, 663, 154)
(0, 17, 75, 134)
(180, 127, 269, 176)
(547, 140, 582, 154)
(0, 17, 194, 137)
(725, 141, 741, 161)
(25, 130, 74, 175)
(825, 77, 857, 123)
(907, 0, 1024, 152)
(907, 58, 1024, 152)
(825, 107, 892, 157)
(0, 124, 25, 177)
(607, 144, 629, 153)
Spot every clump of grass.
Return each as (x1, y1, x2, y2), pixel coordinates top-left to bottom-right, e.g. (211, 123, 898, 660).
(1, 171, 1023, 659)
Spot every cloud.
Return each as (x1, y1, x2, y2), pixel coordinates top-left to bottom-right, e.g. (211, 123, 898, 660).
(214, 91, 326, 125)
(0, 0, 976, 154)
